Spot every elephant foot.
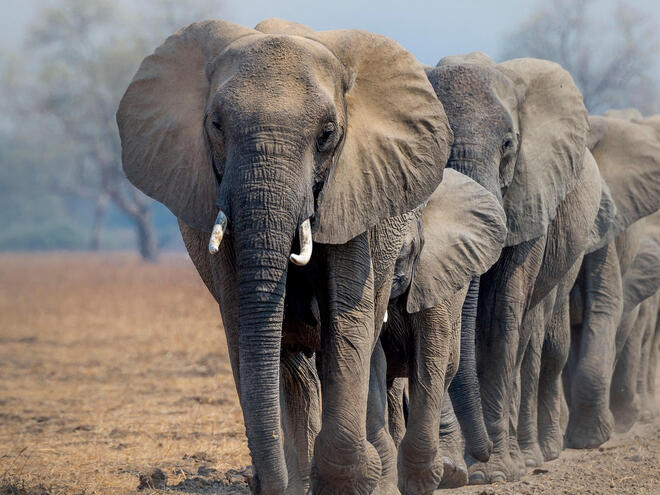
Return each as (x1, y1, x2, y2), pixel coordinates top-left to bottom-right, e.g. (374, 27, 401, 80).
(311, 438, 381, 495)
(612, 396, 640, 433)
(539, 432, 563, 462)
(639, 407, 655, 424)
(508, 437, 526, 476)
(438, 455, 468, 488)
(436, 413, 468, 488)
(397, 449, 443, 495)
(372, 481, 401, 495)
(467, 449, 519, 485)
(538, 423, 564, 461)
(565, 407, 613, 449)
(519, 442, 544, 468)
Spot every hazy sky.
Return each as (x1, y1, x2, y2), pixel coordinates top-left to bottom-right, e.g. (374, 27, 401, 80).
(3, 0, 658, 66)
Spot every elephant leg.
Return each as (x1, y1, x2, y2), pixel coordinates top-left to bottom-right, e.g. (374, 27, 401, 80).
(311, 235, 382, 495)
(397, 304, 454, 495)
(538, 299, 570, 461)
(468, 238, 545, 485)
(437, 399, 468, 488)
(517, 303, 545, 469)
(611, 305, 643, 432)
(637, 295, 659, 422)
(280, 352, 321, 495)
(647, 312, 660, 418)
(367, 341, 400, 495)
(566, 243, 620, 449)
(386, 378, 407, 449)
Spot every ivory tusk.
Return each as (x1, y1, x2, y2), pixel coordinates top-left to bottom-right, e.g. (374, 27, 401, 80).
(383, 310, 388, 323)
(208, 209, 228, 255)
(290, 218, 312, 266)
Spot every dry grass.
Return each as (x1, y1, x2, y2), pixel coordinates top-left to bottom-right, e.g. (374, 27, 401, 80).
(0, 253, 250, 494)
(1, 252, 659, 495)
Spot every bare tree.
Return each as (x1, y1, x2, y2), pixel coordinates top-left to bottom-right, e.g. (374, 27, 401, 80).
(501, 0, 660, 114)
(20, 0, 224, 260)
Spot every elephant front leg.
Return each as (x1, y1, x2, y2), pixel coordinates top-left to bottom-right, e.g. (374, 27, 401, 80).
(537, 299, 570, 461)
(311, 235, 382, 495)
(565, 243, 619, 449)
(516, 304, 545, 469)
(610, 306, 643, 433)
(397, 306, 454, 495)
(437, 399, 468, 488)
(468, 239, 544, 485)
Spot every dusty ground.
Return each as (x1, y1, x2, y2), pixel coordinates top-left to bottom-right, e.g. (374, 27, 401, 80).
(0, 253, 658, 495)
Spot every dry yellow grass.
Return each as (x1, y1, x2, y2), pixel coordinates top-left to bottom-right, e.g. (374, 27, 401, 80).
(0, 253, 250, 494)
(1, 252, 659, 495)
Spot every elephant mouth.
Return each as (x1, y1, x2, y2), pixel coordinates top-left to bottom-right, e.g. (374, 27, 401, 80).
(209, 209, 313, 266)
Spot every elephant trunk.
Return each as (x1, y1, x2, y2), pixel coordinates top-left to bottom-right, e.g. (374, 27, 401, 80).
(231, 152, 306, 495)
(449, 276, 493, 462)
(447, 152, 503, 206)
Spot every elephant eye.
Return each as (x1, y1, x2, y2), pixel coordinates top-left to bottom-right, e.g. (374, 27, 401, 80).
(316, 122, 337, 152)
(212, 120, 223, 133)
(501, 137, 515, 154)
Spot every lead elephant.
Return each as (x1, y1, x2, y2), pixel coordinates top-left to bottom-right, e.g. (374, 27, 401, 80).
(565, 114, 660, 448)
(425, 53, 604, 484)
(116, 19, 452, 495)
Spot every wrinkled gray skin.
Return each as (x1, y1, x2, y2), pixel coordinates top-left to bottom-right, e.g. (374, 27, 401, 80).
(637, 290, 660, 423)
(565, 115, 660, 449)
(609, 219, 660, 431)
(117, 19, 452, 495)
(266, 168, 506, 495)
(382, 168, 507, 492)
(425, 54, 602, 484)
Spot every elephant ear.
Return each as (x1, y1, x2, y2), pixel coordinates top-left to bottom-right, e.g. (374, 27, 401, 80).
(603, 108, 644, 121)
(622, 236, 660, 313)
(588, 115, 660, 238)
(585, 175, 618, 253)
(305, 30, 452, 244)
(497, 59, 589, 246)
(406, 169, 507, 313)
(117, 20, 257, 232)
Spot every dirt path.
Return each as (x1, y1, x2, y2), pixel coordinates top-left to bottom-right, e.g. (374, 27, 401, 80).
(0, 254, 658, 495)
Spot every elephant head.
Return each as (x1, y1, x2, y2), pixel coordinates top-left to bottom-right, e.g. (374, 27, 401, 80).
(116, 19, 451, 492)
(587, 114, 660, 245)
(427, 53, 589, 246)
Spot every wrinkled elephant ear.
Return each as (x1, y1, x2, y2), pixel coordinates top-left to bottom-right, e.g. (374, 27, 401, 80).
(585, 173, 618, 253)
(603, 108, 644, 121)
(306, 30, 453, 244)
(116, 21, 257, 232)
(406, 169, 507, 313)
(622, 236, 660, 313)
(588, 115, 660, 238)
(497, 59, 589, 246)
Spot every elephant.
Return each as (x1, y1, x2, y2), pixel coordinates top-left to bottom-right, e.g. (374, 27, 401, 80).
(424, 52, 605, 484)
(564, 114, 660, 449)
(609, 234, 660, 430)
(637, 290, 660, 423)
(116, 18, 453, 495)
(637, 211, 660, 422)
(382, 167, 507, 493)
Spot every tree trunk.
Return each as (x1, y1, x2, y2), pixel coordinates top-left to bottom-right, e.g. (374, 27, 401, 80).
(133, 206, 158, 262)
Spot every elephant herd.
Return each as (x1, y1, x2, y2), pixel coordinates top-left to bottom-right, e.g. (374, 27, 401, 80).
(116, 18, 660, 495)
